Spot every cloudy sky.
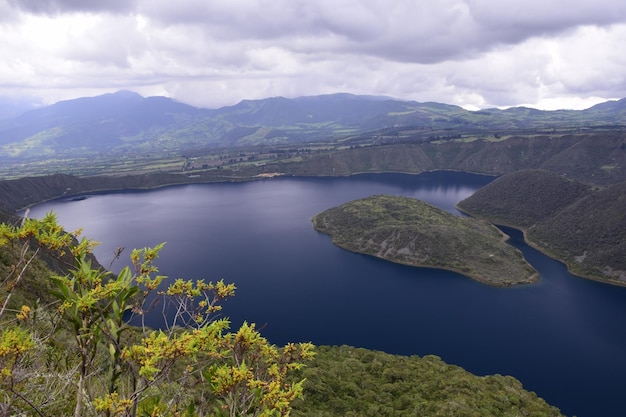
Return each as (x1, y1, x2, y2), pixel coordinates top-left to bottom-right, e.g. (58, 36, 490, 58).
(1, 0, 626, 111)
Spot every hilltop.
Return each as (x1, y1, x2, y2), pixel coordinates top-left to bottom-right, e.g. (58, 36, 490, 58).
(458, 169, 626, 284)
(312, 195, 537, 286)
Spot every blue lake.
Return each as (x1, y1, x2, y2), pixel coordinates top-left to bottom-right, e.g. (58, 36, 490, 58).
(26, 171, 626, 417)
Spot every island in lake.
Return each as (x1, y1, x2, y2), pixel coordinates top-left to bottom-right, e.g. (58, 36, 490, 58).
(312, 194, 538, 286)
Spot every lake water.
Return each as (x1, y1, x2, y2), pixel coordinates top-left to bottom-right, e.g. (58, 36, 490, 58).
(25, 171, 626, 417)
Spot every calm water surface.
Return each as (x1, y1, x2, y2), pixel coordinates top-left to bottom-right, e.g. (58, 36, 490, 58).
(26, 172, 626, 417)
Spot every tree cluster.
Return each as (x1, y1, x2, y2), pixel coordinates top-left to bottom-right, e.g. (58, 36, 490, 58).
(0, 213, 313, 416)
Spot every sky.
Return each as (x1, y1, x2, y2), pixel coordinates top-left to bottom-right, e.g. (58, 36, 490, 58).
(1, 0, 626, 111)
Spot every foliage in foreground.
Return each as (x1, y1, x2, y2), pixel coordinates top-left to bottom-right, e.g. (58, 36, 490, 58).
(0, 213, 314, 416)
(290, 345, 565, 417)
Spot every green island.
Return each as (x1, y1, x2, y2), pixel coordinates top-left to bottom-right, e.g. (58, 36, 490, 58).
(312, 194, 537, 286)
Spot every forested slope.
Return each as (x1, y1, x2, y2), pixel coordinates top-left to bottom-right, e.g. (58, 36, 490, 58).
(290, 345, 564, 417)
(458, 170, 626, 284)
(455, 170, 592, 227)
(271, 133, 626, 185)
(0, 170, 244, 212)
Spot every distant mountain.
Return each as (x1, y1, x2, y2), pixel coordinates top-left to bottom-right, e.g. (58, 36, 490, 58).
(0, 91, 625, 160)
(586, 97, 626, 111)
(214, 93, 416, 127)
(0, 91, 206, 155)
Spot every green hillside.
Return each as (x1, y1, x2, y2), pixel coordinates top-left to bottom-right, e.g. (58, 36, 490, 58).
(291, 345, 564, 417)
(259, 132, 626, 186)
(312, 195, 537, 286)
(455, 170, 592, 227)
(458, 170, 626, 284)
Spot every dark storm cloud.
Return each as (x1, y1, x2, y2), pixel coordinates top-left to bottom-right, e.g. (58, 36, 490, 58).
(140, 1, 480, 63)
(465, 0, 626, 45)
(135, 0, 626, 66)
(8, 0, 137, 15)
(467, 0, 626, 30)
(8, 0, 626, 65)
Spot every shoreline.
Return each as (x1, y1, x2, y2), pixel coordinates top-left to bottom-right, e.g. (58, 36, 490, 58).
(5, 169, 622, 288)
(311, 196, 539, 288)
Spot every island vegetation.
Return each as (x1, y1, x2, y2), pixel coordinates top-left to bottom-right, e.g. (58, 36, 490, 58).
(312, 195, 537, 286)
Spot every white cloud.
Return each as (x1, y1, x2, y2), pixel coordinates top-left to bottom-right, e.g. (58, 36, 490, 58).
(1, 0, 626, 110)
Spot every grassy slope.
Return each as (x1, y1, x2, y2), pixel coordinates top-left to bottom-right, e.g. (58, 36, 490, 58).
(458, 170, 626, 284)
(312, 195, 537, 286)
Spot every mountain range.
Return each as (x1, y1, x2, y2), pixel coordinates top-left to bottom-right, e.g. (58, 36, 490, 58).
(1, 91, 625, 161)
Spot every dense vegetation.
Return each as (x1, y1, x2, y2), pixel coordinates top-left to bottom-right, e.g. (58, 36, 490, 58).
(290, 346, 564, 417)
(0, 214, 313, 416)
(273, 133, 626, 186)
(312, 195, 537, 286)
(457, 170, 592, 228)
(458, 169, 626, 284)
